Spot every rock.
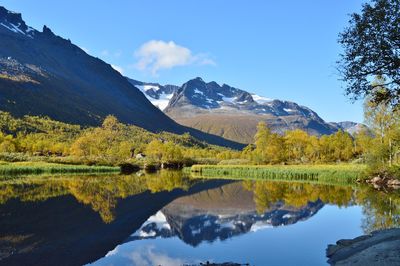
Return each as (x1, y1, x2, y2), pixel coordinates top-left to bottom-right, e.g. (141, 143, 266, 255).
(373, 183, 382, 189)
(327, 228, 400, 265)
(370, 176, 382, 184)
(136, 170, 145, 177)
(135, 153, 146, 159)
(387, 179, 400, 186)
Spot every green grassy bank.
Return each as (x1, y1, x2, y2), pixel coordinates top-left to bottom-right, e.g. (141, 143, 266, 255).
(190, 164, 367, 184)
(0, 161, 120, 176)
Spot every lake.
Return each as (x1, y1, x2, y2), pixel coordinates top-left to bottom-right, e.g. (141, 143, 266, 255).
(0, 171, 399, 266)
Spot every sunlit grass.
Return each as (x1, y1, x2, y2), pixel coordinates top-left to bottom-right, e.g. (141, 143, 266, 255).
(190, 164, 367, 184)
(0, 161, 120, 176)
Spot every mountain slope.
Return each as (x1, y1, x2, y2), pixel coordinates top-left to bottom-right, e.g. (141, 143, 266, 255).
(331, 121, 370, 135)
(0, 6, 243, 149)
(133, 77, 340, 143)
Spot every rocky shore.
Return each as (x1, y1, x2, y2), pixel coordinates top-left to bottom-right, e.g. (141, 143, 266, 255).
(366, 175, 400, 189)
(326, 228, 400, 265)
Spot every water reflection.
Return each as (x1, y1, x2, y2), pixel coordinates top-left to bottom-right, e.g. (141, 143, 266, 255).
(1, 172, 400, 266)
(130, 182, 324, 247)
(0, 171, 195, 223)
(355, 186, 400, 233)
(0, 171, 229, 266)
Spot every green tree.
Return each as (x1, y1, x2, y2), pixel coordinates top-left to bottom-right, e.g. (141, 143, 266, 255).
(364, 97, 400, 167)
(338, 0, 400, 107)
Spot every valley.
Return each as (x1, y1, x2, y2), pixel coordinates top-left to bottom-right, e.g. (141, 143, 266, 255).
(0, 2, 399, 266)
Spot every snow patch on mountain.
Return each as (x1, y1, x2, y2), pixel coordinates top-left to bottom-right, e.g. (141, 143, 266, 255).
(136, 85, 174, 111)
(252, 94, 273, 104)
(150, 93, 174, 110)
(194, 88, 204, 95)
(138, 84, 160, 92)
(0, 22, 34, 38)
(222, 96, 236, 103)
(0, 8, 35, 38)
(284, 108, 294, 113)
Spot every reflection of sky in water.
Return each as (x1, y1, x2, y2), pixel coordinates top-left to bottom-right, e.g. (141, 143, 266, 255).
(90, 205, 363, 266)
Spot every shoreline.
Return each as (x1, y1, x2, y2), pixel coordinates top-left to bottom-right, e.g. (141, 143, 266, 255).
(327, 228, 400, 265)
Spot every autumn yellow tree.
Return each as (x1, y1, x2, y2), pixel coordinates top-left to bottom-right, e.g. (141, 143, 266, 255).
(253, 122, 284, 164)
(284, 129, 310, 163)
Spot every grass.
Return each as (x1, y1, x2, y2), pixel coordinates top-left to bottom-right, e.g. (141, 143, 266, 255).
(0, 161, 120, 176)
(190, 164, 367, 184)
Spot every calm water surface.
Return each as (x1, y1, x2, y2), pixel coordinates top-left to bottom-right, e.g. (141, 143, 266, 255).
(0, 171, 399, 266)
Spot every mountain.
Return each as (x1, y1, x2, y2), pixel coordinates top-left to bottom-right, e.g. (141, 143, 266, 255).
(132, 77, 343, 144)
(127, 78, 179, 111)
(0, 6, 243, 149)
(331, 121, 370, 135)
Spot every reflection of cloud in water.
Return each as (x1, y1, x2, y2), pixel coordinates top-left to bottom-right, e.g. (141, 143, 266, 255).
(105, 246, 119, 257)
(127, 245, 191, 266)
(250, 221, 273, 232)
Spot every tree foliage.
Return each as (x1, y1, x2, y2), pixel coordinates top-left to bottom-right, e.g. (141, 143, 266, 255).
(363, 97, 400, 168)
(0, 112, 239, 166)
(247, 122, 361, 164)
(338, 0, 400, 107)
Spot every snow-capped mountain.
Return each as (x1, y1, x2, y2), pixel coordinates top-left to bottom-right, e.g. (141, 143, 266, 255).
(0, 8, 35, 38)
(127, 78, 179, 111)
(165, 77, 327, 120)
(130, 77, 343, 143)
(331, 121, 370, 135)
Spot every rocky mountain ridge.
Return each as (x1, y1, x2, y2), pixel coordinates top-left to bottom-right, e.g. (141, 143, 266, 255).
(0, 6, 243, 149)
(131, 77, 366, 143)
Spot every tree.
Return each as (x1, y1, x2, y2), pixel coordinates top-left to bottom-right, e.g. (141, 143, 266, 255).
(253, 122, 271, 164)
(331, 130, 354, 161)
(284, 129, 310, 162)
(162, 142, 183, 163)
(338, 0, 400, 107)
(364, 97, 400, 166)
(354, 129, 374, 157)
(253, 122, 284, 164)
(145, 140, 164, 161)
(0, 133, 16, 152)
(102, 115, 121, 131)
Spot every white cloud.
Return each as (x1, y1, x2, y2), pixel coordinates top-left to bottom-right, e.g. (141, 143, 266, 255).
(101, 49, 109, 56)
(101, 49, 122, 58)
(134, 40, 215, 75)
(111, 64, 124, 75)
(114, 50, 122, 58)
(127, 246, 189, 266)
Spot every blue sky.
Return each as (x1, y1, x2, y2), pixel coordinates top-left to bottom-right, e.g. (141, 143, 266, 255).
(1, 0, 366, 122)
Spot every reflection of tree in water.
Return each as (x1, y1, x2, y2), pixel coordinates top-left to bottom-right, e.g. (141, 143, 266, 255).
(145, 170, 193, 193)
(66, 175, 148, 223)
(243, 180, 354, 214)
(0, 178, 68, 204)
(243, 180, 400, 233)
(0, 171, 195, 223)
(2, 174, 400, 229)
(355, 187, 400, 233)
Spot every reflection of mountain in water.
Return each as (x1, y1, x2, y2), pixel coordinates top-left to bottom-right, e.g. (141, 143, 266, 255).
(0, 175, 230, 266)
(129, 182, 324, 246)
